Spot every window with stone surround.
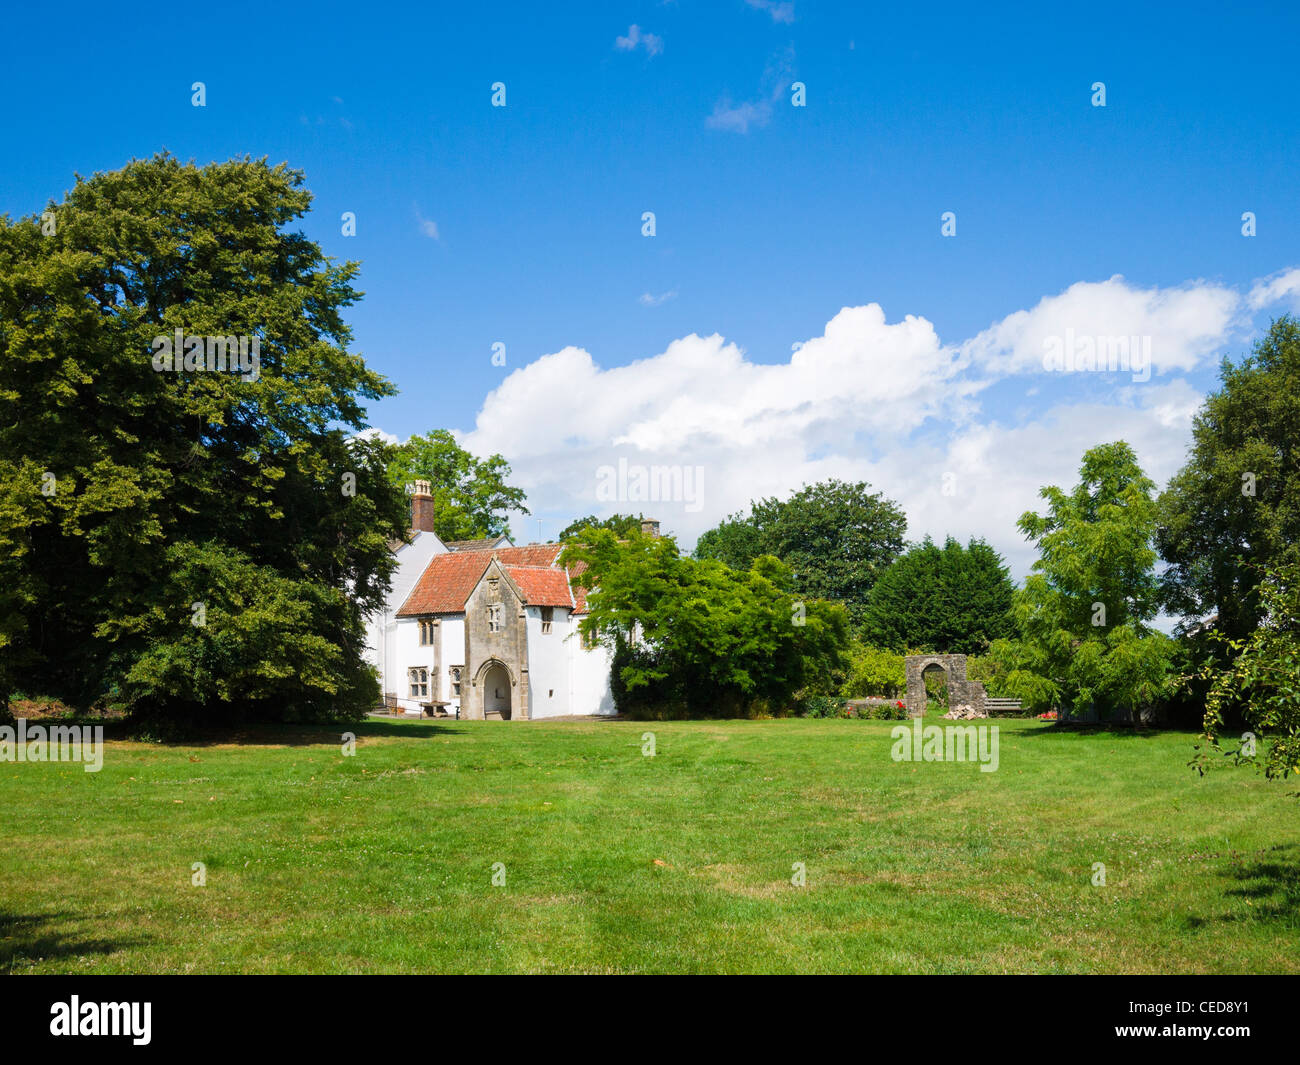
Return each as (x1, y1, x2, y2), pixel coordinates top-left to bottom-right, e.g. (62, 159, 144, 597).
(418, 619, 435, 645)
(487, 603, 503, 632)
(449, 666, 462, 697)
(408, 666, 428, 699)
(541, 606, 553, 634)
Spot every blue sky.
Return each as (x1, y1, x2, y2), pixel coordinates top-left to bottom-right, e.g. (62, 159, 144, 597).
(4, 1, 1299, 571)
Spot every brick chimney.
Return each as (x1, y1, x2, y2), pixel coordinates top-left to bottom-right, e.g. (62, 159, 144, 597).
(410, 480, 436, 534)
(640, 518, 660, 538)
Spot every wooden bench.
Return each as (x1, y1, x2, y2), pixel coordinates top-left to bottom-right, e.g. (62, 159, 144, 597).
(985, 697, 1023, 713)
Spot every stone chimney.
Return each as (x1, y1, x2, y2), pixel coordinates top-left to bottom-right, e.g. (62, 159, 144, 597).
(410, 480, 436, 534)
(640, 518, 660, 538)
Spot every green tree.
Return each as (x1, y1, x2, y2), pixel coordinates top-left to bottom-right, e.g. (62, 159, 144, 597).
(693, 512, 764, 570)
(0, 456, 39, 719)
(860, 536, 1016, 654)
(694, 480, 906, 624)
(0, 153, 408, 726)
(562, 529, 849, 718)
(993, 442, 1175, 719)
(1157, 316, 1300, 641)
(558, 512, 644, 541)
(387, 429, 528, 541)
(1196, 561, 1300, 787)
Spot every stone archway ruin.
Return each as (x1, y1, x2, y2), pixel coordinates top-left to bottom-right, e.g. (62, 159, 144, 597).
(904, 654, 987, 718)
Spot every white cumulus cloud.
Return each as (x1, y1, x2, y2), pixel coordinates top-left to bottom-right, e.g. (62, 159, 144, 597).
(451, 269, 1300, 579)
(962, 276, 1241, 377)
(1249, 267, 1300, 312)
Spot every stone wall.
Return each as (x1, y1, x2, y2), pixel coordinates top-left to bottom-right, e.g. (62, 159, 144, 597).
(462, 558, 530, 720)
(904, 654, 987, 718)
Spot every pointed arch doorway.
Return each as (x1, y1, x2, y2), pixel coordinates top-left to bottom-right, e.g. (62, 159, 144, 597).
(481, 660, 513, 720)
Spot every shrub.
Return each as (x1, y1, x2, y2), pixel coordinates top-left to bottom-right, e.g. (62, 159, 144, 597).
(799, 696, 908, 720)
(857, 699, 908, 720)
(841, 642, 906, 698)
(799, 695, 848, 719)
(967, 652, 1012, 696)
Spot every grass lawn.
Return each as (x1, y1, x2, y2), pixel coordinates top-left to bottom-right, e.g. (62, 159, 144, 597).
(3, 713, 1298, 974)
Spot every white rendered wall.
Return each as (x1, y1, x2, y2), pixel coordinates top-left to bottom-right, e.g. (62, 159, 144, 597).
(525, 606, 572, 719)
(567, 616, 616, 717)
(439, 616, 466, 716)
(390, 616, 435, 713)
(365, 531, 447, 703)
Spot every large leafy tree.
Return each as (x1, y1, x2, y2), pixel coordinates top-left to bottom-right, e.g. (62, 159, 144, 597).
(693, 511, 765, 570)
(563, 529, 849, 717)
(1196, 561, 1300, 787)
(993, 442, 1175, 719)
(694, 479, 906, 624)
(386, 429, 528, 541)
(559, 512, 644, 541)
(0, 462, 37, 721)
(1157, 316, 1300, 641)
(0, 153, 408, 725)
(861, 536, 1016, 654)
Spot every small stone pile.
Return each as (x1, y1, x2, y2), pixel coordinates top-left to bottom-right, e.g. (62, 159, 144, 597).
(942, 704, 988, 720)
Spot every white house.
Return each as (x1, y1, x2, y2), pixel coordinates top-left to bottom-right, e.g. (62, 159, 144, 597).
(364, 480, 626, 720)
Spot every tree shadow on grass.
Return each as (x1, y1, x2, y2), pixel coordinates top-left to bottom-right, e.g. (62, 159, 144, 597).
(9, 716, 467, 747)
(173, 720, 468, 747)
(0, 911, 147, 973)
(100, 719, 465, 747)
(1184, 845, 1300, 929)
(1011, 723, 1168, 740)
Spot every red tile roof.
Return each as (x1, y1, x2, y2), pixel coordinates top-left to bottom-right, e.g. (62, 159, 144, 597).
(444, 536, 511, 552)
(396, 544, 567, 616)
(502, 565, 574, 607)
(568, 561, 590, 615)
